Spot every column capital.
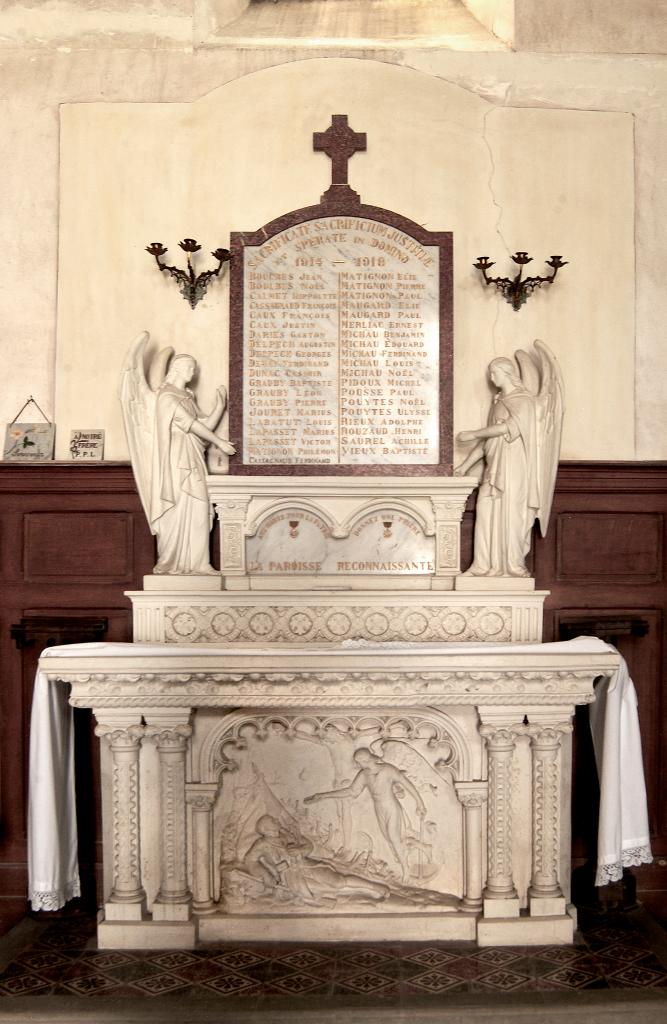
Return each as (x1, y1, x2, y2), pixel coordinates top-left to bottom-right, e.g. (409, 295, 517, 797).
(95, 722, 144, 748)
(145, 723, 193, 749)
(526, 722, 572, 748)
(186, 783, 219, 810)
(455, 781, 488, 808)
(479, 723, 523, 747)
(144, 710, 193, 748)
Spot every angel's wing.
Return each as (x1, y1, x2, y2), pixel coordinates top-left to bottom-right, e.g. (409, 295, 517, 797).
(532, 340, 564, 536)
(119, 332, 158, 532)
(370, 739, 454, 795)
(514, 347, 540, 396)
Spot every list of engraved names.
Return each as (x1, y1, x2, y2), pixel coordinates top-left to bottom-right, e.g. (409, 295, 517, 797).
(243, 216, 440, 465)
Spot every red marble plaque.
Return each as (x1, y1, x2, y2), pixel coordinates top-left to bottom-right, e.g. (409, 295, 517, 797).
(228, 116, 453, 477)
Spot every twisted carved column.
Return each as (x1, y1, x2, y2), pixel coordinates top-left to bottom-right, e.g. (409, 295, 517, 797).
(145, 718, 193, 919)
(94, 720, 146, 915)
(527, 722, 572, 908)
(455, 782, 488, 911)
(479, 723, 521, 910)
(185, 784, 219, 914)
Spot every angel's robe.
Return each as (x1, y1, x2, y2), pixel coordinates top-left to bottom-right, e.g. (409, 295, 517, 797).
(149, 383, 213, 574)
(469, 387, 540, 577)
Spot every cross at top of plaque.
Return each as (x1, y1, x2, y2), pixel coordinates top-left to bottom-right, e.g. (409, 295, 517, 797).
(313, 114, 367, 204)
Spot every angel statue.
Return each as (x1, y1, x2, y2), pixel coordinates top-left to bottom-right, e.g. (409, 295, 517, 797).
(119, 332, 235, 575)
(454, 340, 564, 578)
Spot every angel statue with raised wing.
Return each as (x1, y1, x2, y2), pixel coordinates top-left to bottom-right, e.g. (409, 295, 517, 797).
(120, 332, 235, 575)
(454, 340, 564, 578)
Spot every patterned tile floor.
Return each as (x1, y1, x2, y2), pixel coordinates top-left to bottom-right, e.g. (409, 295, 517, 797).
(0, 908, 666, 1001)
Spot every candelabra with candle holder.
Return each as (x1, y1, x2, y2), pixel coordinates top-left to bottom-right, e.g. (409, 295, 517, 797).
(474, 252, 567, 311)
(146, 238, 231, 309)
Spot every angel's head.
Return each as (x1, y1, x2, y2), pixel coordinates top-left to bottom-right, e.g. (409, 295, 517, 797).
(353, 747, 383, 770)
(165, 354, 197, 387)
(488, 356, 522, 391)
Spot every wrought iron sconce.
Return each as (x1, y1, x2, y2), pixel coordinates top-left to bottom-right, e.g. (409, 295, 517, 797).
(146, 238, 231, 309)
(474, 252, 567, 311)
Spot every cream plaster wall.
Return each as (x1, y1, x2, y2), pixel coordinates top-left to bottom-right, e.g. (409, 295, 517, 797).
(514, 0, 667, 55)
(0, 10, 665, 461)
(461, 0, 514, 47)
(0, 1, 193, 49)
(55, 60, 634, 462)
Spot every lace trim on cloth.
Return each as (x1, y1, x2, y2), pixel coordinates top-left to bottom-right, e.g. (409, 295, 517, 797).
(29, 878, 81, 911)
(595, 844, 653, 887)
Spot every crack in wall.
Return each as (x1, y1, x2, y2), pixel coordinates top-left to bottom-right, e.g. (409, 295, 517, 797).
(481, 102, 509, 351)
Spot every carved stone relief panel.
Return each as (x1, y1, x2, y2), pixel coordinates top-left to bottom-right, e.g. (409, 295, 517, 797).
(164, 603, 512, 644)
(203, 709, 472, 916)
(246, 506, 435, 576)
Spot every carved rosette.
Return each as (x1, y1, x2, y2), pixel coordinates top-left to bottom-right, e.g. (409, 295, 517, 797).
(94, 723, 146, 904)
(479, 724, 520, 899)
(145, 723, 193, 905)
(527, 723, 572, 898)
(164, 603, 512, 645)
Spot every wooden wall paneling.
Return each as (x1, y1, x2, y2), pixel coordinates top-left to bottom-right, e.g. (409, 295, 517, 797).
(23, 512, 135, 582)
(534, 463, 667, 914)
(556, 512, 663, 584)
(0, 465, 155, 926)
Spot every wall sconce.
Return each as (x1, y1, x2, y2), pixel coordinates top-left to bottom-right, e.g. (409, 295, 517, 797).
(146, 238, 231, 309)
(474, 252, 567, 311)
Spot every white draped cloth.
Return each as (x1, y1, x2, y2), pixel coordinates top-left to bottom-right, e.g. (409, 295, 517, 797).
(589, 654, 653, 885)
(28, 637, 652, 909)
(28, 669, 80, 911)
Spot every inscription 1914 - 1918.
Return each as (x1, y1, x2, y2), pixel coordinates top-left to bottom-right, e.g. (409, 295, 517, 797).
(229, 116, 453, 476)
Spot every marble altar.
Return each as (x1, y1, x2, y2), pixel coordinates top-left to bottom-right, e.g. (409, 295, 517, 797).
(38, 638, 620, 949)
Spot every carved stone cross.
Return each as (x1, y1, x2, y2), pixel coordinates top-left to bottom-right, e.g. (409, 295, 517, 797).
(313, 114, 367, 187)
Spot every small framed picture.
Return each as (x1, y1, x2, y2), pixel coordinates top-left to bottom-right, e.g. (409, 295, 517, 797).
(3, 423, 55, 462)
(69, 429, 105, 461)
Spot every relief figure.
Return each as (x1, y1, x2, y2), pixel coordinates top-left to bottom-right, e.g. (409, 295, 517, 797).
(305, 747, 426, 880)
(234, 814, 388, 907)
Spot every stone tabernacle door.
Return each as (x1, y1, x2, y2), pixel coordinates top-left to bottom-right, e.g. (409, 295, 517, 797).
(229, 115, 453, 475)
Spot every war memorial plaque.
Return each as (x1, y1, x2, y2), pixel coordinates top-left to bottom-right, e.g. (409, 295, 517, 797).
(229, 116, 453, 475)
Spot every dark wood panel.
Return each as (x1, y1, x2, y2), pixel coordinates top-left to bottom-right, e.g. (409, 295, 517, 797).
(0, 464, 154, 912)
(23, 512, 134, 581)
(556, 513, 663, 583)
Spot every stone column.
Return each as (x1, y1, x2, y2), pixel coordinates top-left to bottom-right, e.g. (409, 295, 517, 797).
(431, 497, 466, 589)
(185, 783, 220, 915)
(144, 712, 193, 922)
(526, 715, 572, 917)
(455, 781, 488, 912)
(479, 717, 522, 917)
(94, 715, 146, 920)
(215, 498, 250, 590)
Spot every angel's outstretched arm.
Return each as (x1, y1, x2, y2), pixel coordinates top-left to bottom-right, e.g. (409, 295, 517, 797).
(189, 418, 235, 454)
(200, 387, 227, 432)
(304, 771, 365, 804)
(454, 443, 485, 476)
(460, 423, 509, 442)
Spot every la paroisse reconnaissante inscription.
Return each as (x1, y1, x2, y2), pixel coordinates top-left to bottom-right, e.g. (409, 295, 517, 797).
(243, 216, 439, 467)
(246, 507, 435, 575)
